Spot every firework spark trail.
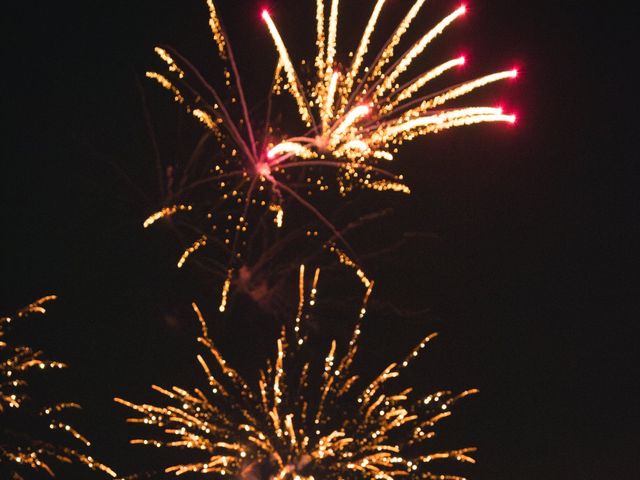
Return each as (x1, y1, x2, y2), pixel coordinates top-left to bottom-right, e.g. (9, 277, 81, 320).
(264, 1, 517, 172)
(1, 297, 117, 478)
(263, 10, 314, 127)
(117, 268, 478, 479)
(143, 205, 193, 229)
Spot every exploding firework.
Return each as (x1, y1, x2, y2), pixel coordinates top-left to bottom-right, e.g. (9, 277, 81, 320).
(136, 0, 408, 311)
(116, 267, 478, 479)
(141, 0, 517, 313)
(0, 296, 117, 478)
(263, 0, 517, 169)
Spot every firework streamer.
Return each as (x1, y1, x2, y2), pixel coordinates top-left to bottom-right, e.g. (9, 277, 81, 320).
(116, 267, 477, 479)
(0, 297, 117, 478)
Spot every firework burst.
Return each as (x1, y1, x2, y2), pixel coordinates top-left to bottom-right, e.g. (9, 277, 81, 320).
(141, 0, 517, 312)
(141, 1, 416, 312)
(116, 267, 477, 479)
(0, 296, 117, 478)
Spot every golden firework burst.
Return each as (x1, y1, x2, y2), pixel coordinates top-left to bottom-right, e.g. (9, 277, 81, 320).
(141, 0, 517, 315)
(117, 267, 477, 479)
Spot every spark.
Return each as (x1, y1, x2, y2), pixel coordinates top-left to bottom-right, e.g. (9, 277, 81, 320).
(367, 180, 411, 194)
(314, 0, 326, 74)
(344, 0, 387, 95)
(263, 9, 313, 125)
(384, 56, 467, 111)
(206, 0, 227, 58)
(177, 235, 208, 268)
(375, 5, 468, 99)
(331, 105, 370, 143)
(143, 204, 193, 229)
(145, 72, 184, 103)
(117, 269, 478, 479)
(154, 47, 185, 78)
(322, 71, 340, 130)
(270, 204, 285, 228)
(267, 142, 316, 161)
(328, 243, 372, 288)
(219, 269, 233, 313)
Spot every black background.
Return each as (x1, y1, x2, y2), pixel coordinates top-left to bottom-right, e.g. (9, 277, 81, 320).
(2, 1, 637, 479)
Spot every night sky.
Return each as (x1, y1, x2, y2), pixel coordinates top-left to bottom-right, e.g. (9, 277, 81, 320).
(2, 1, 637, 479)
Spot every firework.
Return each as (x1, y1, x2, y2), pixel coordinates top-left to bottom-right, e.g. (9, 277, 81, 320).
(142, 1, 412, 311)
(141, 0, 517, 312)
(116, 267, 477, 479)
(263, 0, 517, 172)
(0, 296, 117, 478)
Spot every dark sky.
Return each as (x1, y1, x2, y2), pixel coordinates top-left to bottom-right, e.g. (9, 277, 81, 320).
(2, 1, 637, 479)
